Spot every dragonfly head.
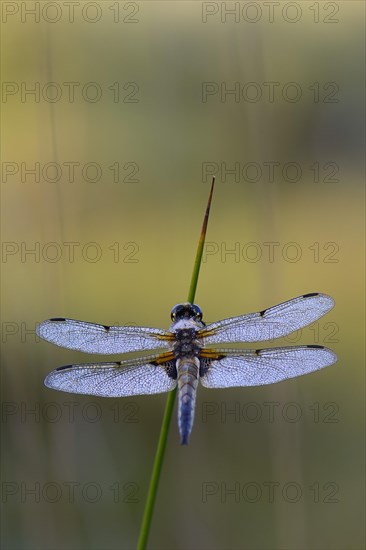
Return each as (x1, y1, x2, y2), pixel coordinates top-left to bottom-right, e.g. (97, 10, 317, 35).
(171, 303, 203, 323)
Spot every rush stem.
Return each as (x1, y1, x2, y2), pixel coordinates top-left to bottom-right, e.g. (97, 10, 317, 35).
(136, 177, 215, 550)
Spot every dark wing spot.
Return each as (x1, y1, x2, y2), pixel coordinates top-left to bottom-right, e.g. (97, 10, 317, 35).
(303, 293, 319, 298)
(165, 361, 177, 380)
(259, 310, 266, 317)
(307, 344, 324, 349)
(199, 355, 226, 377)
(255, 349, 261, 355)
(151, 360, 177, 380)
(50, 318, 66, 322)
(199, 358, 211, 377)
(56, 364, 73, 371)
(103, 325, 110, 331)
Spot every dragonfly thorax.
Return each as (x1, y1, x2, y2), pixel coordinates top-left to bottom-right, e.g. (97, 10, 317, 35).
(172, 327, 203, 358)
(170, 304, 205, 358)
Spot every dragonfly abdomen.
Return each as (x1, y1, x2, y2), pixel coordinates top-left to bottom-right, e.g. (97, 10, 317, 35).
(177, 357, 199, 445)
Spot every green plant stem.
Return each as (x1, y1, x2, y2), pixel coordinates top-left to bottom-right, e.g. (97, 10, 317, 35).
(136, 177, 215, 550)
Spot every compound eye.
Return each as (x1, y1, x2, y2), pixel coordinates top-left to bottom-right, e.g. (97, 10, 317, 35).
(171, 304, 183, 321)
(192, 304, 203, 321)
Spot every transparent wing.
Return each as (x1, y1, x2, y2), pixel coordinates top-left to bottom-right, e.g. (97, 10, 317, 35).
(44, 354, 177, 397)
(200, 346, 337, 388)
(200, 293, 334, 344)
(37, 318, 172, 354)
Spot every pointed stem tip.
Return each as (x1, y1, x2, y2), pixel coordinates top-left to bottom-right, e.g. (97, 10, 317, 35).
(187, 177, 215, 304)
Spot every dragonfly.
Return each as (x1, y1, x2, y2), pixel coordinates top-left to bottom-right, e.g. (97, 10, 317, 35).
(37, 292, 337, 444)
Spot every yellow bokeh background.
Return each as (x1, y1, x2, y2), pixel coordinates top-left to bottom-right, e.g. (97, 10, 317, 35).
(1, 2, 364, 549)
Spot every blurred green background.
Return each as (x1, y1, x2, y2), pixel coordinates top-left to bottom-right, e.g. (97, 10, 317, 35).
(1, 1, 365, 549)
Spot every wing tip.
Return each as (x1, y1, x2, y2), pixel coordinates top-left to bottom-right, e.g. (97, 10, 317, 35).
(44, 366, 72, 390)
(311, 345, 338, 366)
(303, 292, 335, 307)
(37, 318, 67, 338)
(44, 373, 57, 389)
